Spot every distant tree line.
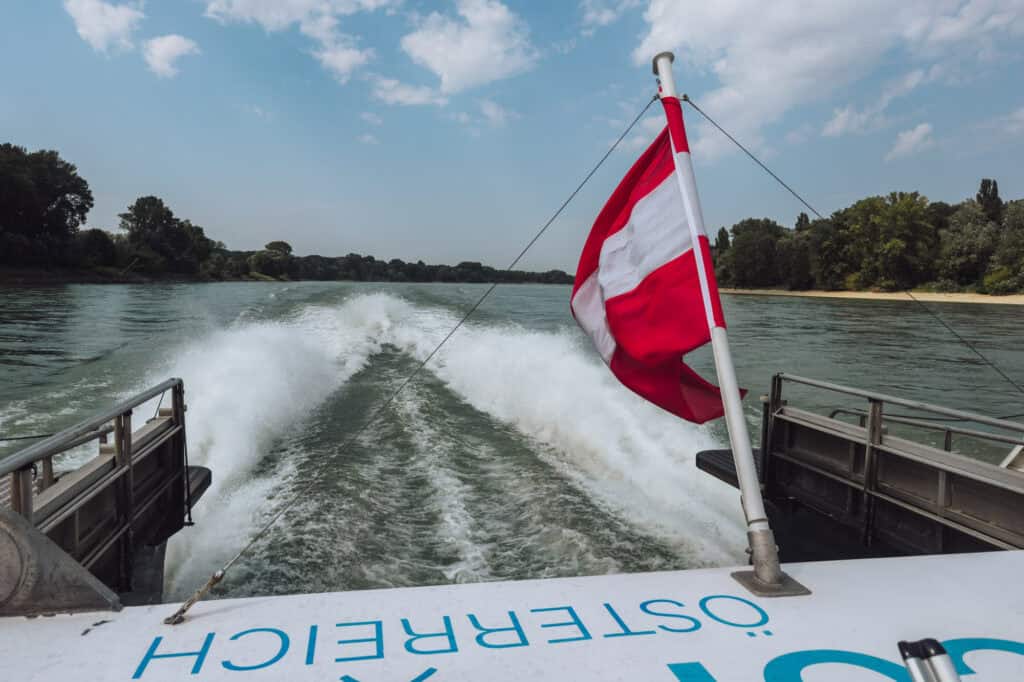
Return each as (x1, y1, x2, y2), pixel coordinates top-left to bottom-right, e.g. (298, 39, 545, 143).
(713, 179, 1024, 294)
(4, 143, 1020, 293)
(0, 143, 573, 285)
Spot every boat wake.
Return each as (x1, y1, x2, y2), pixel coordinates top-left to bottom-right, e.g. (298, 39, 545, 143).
(162, 291, 745, 599)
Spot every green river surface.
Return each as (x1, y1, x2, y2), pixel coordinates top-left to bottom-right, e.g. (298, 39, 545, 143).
(1, 282, 1021, 600)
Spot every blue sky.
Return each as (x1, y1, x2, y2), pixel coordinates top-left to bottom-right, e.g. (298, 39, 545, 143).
(2, 1, 1023, 271)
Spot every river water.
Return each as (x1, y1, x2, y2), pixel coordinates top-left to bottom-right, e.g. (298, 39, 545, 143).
(1, 282, 1021, 601)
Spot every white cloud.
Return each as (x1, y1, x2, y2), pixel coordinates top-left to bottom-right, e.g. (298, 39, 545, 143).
(205, 0, 314, 29)
(479, 99, 518, 127)
(445, 99, 519, 129)
(360, 111, 383, 125)
(580, 0, 639, 35)
(203, 0, 391, 82)
(64, 0, 144, 52)
(979, 105, 1024, 136)
(823, 67, 940, 136)
(400, 0, 538, 94)
(823, 107, 875, 138)
(784, 123, 816, 145)
(885, 122, 935, 161)
(314, 42, 373, 82)
(997, 106, 1024, 135)
(143, 35, 201, 78)
(203, 0, 396, 30)
(551, 38, 577, 55)
(905, 0, 1024, 54)
(357, 133, 379, 144)
(370, 77, 448, 106)
(622, 114, 664, 151)
(632, 0, 1024, 160)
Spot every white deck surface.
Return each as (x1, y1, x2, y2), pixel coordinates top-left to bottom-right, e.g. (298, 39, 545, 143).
(3, 551, 1023, 681)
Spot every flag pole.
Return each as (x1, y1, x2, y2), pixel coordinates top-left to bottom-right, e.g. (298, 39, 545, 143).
(652, 51, 808, 597)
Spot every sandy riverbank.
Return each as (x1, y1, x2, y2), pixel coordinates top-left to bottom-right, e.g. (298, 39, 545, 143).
(721, 288, 1024, 305)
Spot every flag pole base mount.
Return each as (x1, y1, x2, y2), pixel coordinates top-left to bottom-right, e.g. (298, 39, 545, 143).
(730, 570, 811, 598)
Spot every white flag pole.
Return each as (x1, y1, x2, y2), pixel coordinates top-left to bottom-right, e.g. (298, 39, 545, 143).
(652, 51, 807, 596)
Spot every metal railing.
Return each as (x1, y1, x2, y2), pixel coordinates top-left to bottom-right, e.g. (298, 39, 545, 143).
(777, 373, 1024, 461)
(1, 378, 198, 613)
(1, 378, 183, 525)
(777, 373, 1024, 433)
(827, 408, 1024, 456)
(765, 373, 1024, 551)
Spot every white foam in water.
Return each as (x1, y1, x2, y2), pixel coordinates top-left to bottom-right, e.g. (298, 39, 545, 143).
(385, 305, 747, 565)
(163, 299, 408, 594)
(163, 291, 745, 596)
(392, 387, 494, 583)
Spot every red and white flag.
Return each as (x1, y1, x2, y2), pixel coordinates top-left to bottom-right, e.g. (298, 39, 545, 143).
(571, 97, 732, 423)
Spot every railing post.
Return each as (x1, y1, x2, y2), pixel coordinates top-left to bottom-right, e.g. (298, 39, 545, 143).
(761, 375, 785, 494)
(124, 410, 133, 500)
(114, 409, 134, 590)
(171, 381, 193, 525)
(10, 466, 34, 523)
(769, 374, 783, 415)
(41, 456, 55, 489)
(862, 398, 884, 545)
(171, 382, 185, 428)
(759, 395, 770, 463)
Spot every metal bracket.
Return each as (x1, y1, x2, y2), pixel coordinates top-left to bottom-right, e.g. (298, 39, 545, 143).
(731, 569, 811, 598)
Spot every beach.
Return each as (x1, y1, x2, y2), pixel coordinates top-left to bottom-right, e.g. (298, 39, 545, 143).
(722, 288, 1024, 305)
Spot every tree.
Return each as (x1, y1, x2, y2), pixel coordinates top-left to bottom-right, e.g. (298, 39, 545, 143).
(828, 193, 934, 290)
(0, 144, 93, 265)
(775, 231, 814, 290)
(712, 227, 732, 283)
(976, 179, 1004, 224)
(118, 196, 216, 274)
(180, 220, 214, 266)
(119, 196, 175, 245)
(984, 200, 1024, 294)
(831, 196, 886, 288)
(926, 201, 956, 234)
(74, 228, 117, 267)
(714, 226, 730, 252)
(455, 261, 487, 282)
(728, 218, 786, 288)
(876, 192, 935, 289)
(223, 253, 250, 278)
(795, 212, 811, 232)
(3, 145, 1020, 292)
(265, 240, 293, 255)
(806, 218, 849, 290)
(936, 201, 998, 288)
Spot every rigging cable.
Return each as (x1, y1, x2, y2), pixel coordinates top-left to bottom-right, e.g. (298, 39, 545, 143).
(681, 95, 824, 221)
(162, 94, 660, 626)
(680, 93, 1024, 401)
(0, 433, 55, 442)
(873, 411, 1024, 423)
(904, 290, 1024, 396)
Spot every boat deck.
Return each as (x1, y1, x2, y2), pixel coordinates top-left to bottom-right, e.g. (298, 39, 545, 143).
(2, 551, 1022, 681)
